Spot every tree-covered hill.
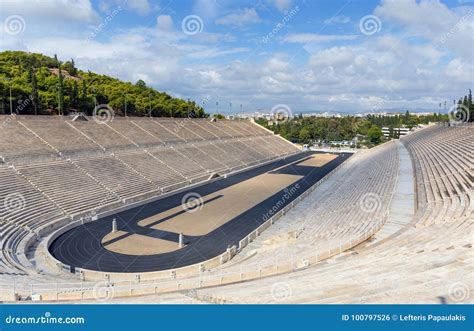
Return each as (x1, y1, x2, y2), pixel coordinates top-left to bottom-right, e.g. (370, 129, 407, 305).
(0, 51, 206, 117)
(256, 111, 452, 147)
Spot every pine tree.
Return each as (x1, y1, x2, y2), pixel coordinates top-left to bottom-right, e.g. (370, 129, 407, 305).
(71, 80, 79, 109)
(81, 79, 88, 114)
(31, 70, 39, 115)
(404, 110, 410, 124)
(58, 63, 64, 115)
(27, 66, 33, 84)
(468, 89, 473, 122)
(0, 82, 4, 114)
(70, 58, 77, 76)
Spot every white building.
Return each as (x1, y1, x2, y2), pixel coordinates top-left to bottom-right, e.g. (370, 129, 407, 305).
(382, 127, 411, 138)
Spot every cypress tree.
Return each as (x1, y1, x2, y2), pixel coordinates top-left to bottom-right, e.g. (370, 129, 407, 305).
(31, 70, 39, 115)
(468, 89, 473, 122)
(81, 79, 88, 114)
(71, 80, 79, 109)
(58, 65, 64, 115)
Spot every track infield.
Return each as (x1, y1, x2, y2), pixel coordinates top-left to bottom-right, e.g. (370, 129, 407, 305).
(49, 152, 351, 272)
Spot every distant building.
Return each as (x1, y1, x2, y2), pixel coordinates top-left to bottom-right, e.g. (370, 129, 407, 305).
(382, 126, 411, 138)
(329, 140, 357, 147)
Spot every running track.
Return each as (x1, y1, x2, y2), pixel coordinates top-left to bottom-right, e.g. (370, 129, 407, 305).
(50, 152, 351, 273)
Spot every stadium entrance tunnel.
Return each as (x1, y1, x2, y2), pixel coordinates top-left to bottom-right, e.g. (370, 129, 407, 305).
(48, 152, 352, 274)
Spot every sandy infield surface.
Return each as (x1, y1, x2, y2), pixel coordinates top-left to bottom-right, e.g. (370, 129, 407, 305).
(102, 154, 335, 255)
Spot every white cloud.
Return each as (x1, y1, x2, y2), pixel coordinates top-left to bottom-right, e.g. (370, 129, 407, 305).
(187, 47, 250, 59)
(324, 15, 350, 24)
(5, 29, 468, 113)
(0, 0, 99, 23)
(374, 0, 474, 60)
(97, 0, 156, 15)
(0, 0, 472, 113)
(309, 46, 355, 67)
(193, 0, 220, 19)
(284, 34, 358, 43)
(268, 0, 294, 13)
(216, 8, 261, 27)
(157, 15, 173, 31)
(444, 58, 473, 82)
(127, 0, 153, 15)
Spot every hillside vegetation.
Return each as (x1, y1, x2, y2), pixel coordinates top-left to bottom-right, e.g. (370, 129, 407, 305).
(256, 89, 472, 147)
(0, 51, 206, 117)
(256, 111, 452, 147)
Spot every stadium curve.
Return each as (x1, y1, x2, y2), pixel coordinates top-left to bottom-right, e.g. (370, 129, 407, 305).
(49, 152, 351, 273)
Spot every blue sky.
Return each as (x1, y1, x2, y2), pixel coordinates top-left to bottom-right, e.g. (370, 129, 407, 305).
(1, 0, 473, 114)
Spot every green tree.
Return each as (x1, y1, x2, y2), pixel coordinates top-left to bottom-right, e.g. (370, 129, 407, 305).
(31, 69, 39, 114)
(80, 79, 88, 113)
(136, 79, 146, 88)
(469, 89, 473, 122)
(367, 125, 383, 144)
(299, 127, 311, 143)
(213, 113, 225, 119)
(71, 80, 79, 109)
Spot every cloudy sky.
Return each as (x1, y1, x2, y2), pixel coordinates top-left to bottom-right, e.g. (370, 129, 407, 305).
(0, 0, 473, 114)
